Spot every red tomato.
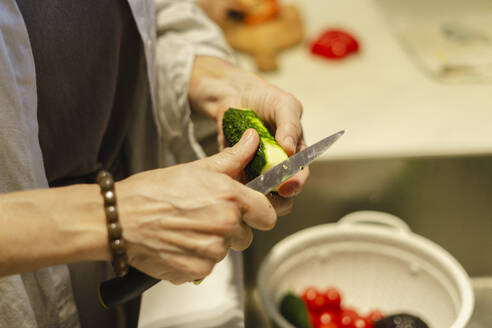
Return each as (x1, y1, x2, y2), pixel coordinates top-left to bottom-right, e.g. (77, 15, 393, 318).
(354, 318, 372, 328)
(310, 29, 359, 60)
(365, 310, 384, 324)
(324, 288, 342, 310)
(319, 310, 339, 325)
(302, 287, 318, 308)
(339, 308, 360, 328)
(312, 293, 328, 312)
(304, 288, 329, 312)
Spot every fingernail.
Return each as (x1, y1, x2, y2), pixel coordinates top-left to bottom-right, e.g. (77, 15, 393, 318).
(284, 137, 296, 152)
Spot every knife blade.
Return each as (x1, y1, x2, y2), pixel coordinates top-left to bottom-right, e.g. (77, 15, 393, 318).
(246, 130, 344, 194)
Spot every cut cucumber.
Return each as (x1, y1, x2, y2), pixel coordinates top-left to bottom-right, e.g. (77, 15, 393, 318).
(222, 107, 288, 179)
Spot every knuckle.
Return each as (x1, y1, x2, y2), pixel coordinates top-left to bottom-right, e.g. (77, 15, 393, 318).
(206, 237, 229, 262)
(288, 121, 302, 138)
(220, 148, 242, 170)
(223, 204, 241, 228)
(235, 227, 253, 251)
(262, 208, 278, 231)
(294, 98, 303, 117)
(209, 201, 242, 236)
(215, 177, 237, 197)
(283, 93, 303, 117)
(192, 260, 214, 279)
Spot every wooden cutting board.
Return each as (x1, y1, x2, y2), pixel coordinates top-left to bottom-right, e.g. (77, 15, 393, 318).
(222, 4, 303, 71)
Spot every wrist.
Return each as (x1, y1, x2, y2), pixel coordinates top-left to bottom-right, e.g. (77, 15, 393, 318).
(57, 184, 112, 263)
(0, 184, 111, 277)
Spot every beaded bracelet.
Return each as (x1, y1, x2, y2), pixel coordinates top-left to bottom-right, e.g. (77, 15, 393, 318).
(96, 170, 129, 277)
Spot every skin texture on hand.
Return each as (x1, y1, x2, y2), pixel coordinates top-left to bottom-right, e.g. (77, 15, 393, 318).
(188, 56, 310, 211)
(117, 130, 277, 284)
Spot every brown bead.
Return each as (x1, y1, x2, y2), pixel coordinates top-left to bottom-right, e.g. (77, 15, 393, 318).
(103, 190, 116, 206)
(99, 176, 114, 192)
(112, 254, 129, 277)
(105, 206, 118, 223)
(96, 170, 111, 184)
(111, 238, 126, 254)
(108, 222, 122, 239)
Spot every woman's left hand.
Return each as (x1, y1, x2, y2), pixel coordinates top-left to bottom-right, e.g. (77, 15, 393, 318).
(188, 56, 310, 215)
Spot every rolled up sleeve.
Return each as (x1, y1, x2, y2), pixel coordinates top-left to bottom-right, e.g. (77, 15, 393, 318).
(153, 0, 235, 163)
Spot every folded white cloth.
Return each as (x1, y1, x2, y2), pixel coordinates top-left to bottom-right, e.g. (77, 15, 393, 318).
(138, 251, 245, 328)
(396, 15, 492, 83)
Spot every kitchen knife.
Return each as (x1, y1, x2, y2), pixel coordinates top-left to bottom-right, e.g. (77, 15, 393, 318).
(246, 130, 344, 194)
(98, 130, 345, 308)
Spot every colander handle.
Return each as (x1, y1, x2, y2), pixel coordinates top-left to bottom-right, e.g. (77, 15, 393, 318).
(338, 211, 411, 233)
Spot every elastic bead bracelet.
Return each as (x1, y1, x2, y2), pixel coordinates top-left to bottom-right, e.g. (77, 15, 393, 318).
(97, 170, 129, 277)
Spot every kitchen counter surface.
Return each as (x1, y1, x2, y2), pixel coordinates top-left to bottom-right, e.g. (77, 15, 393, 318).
(236, 0, 492, 160)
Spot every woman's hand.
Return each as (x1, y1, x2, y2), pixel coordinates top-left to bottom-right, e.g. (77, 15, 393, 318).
(116, 130, 276, 284)
(188, 56, 310, 212)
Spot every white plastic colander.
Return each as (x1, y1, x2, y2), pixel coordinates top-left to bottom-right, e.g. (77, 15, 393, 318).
(257, 211, 474, 328)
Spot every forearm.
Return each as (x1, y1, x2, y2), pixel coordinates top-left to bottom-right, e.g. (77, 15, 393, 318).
(0, 184, 110, 277)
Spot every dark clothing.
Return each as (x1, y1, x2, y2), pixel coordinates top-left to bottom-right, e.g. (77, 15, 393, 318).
(16, 1, 149, 327)
(16, 0, 149, 186)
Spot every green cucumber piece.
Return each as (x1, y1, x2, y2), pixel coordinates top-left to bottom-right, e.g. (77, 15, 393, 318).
(222, 107, 288, 179)
(279, 292, 312, 328)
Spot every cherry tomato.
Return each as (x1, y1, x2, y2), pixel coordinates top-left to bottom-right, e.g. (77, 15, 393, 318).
(312, 293, 328, 312)
(310, 29, 359, 60)
(365, 310, 384, 324)
(297, 286, 380, 328)
(354, 318, 372, 328)
(324, 288, 342, 310)
(302, 287, 320, 311)
(339, 308, 360, 328)
(319, 310, 339, 325)
(303, 287, 329, 312)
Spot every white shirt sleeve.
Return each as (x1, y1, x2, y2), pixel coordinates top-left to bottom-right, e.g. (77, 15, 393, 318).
(155, 0, 235, 61)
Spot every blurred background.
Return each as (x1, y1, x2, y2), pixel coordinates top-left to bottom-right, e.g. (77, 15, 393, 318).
(199, 0, 492, 326)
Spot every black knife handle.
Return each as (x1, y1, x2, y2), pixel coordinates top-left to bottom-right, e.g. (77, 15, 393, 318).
(98, 267, 159, 308)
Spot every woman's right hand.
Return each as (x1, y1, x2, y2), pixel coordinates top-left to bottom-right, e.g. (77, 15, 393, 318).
(115, 129, 277, 284)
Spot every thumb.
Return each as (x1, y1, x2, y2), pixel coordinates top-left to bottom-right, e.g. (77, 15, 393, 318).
(198, 129, 259, 178)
